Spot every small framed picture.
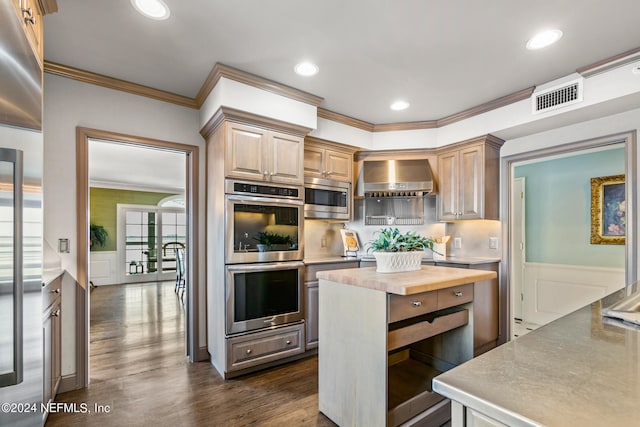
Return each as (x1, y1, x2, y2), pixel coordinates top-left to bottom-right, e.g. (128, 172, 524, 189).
(590, 174, 625, 245)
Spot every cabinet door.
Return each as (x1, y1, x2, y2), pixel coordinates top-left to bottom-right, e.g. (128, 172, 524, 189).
(304, 146, 325, 178)
(42, 312, 52, 407)
(225, 123, 269, 181)
(270, 131, 303, 185)
(437, 151, 459, 220)
(325, 150, 352, 182)
(305, 283, 319, 349)
(23, 0, 43, 66)
(459, 145, 483, 219)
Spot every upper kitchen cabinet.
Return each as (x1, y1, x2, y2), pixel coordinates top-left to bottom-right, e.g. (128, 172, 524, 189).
(437, 135, 504, 221)
(304, 137, 356, 183)
(10, 0, 57, 69)
(225, 121, 304, 185)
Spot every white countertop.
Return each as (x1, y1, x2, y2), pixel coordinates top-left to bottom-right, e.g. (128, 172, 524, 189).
(432, 285, 640, 426)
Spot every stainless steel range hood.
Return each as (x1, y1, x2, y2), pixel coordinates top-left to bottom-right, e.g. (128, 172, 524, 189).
(363, 159, 434, 197)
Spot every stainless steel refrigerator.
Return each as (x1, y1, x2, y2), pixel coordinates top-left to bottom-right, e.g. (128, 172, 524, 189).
(0, 145, 43, 426)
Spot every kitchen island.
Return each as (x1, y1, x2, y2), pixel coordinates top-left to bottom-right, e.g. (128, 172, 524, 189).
(317, 265, 497, 427)
(432, 285, 640, 427)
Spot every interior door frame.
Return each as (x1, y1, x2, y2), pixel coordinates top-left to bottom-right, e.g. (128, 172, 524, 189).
(499, 130, 638, 343)
(76, 127, 200, 388)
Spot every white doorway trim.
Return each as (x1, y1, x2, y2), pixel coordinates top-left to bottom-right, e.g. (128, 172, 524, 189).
(499, 131, 638, 343)
(76, 127, 201, 389)
(510, 177, 525, 323)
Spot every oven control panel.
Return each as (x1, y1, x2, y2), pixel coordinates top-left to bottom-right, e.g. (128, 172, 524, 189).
(230, 180, 301, 199)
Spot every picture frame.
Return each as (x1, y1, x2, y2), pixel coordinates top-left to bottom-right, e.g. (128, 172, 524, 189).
(590, 174, 625, 245)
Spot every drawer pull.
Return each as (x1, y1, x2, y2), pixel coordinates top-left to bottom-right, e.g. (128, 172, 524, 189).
(411, 301, 422, 307)
(51, 288, 60, 294)
(285, 340, 291, 345)
(454, 291, 463, 297)
(51, 309, 60, 318)
(246, 349, 252, 354)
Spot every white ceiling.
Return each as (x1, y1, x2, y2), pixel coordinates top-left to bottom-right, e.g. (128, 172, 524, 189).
(88, 139, 185, 193)
(44, 0, 640, 125)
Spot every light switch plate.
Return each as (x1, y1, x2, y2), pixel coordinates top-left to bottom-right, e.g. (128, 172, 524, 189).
(489, 237, 499, 249)
(453, 237, 462, 249)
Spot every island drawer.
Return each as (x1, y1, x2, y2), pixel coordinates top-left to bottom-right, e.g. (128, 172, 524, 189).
(227, 323, 304, 372)
(388, 292, 438, 323)
(387, 309, 469, 351)
(437, 284, 473, 309)
(43, 275, 62, 310)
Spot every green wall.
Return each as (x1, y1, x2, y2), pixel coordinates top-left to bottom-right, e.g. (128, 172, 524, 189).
(514, 147, 625, 268)
(90, 188, 177, 252)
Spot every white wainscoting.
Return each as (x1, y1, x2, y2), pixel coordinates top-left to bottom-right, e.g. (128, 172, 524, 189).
(523, 262, 625, 326)
(89, 251, 119, 285)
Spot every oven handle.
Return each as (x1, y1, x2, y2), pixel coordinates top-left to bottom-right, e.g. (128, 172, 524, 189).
(226, 194, 304, 206)
(226, 261, 305, 272)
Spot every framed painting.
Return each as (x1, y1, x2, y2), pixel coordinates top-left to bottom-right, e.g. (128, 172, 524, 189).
(590, 174, 625, 245)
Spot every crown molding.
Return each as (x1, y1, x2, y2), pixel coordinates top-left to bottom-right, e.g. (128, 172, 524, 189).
(196, 63, 324, 108)
(577, 46, 640, 78)
(436, 86, 535, 127)
(43, 61, 198, 109)
(316, 108, 374, 132)
(305, 135, 359, 153)
(373, 120, 438, 132)
(36, 0, 58, 15)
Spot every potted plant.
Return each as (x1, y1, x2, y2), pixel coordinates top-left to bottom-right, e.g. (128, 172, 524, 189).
(253, 231, 294, 252)
(90, 223, 109, 250)
(367, 228, 436, 273)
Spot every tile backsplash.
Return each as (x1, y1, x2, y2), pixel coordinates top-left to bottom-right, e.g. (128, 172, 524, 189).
(304, 197, 502, 260)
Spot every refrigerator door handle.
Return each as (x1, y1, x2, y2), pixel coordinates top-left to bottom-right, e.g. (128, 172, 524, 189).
(0, 148, 23, 388)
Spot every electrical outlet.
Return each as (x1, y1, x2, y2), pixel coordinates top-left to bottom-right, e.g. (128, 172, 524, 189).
(489, 237, 499, 249)
(453, 237, 462, 249)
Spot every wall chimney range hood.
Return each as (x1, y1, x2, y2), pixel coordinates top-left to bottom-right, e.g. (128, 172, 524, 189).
(363, 159, 434, 197)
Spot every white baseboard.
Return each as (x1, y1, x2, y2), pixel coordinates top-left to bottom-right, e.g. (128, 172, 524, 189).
(523, 262, 624, 325)
(89, 251, 118, 285)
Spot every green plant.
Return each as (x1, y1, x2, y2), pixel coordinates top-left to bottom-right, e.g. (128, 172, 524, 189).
(90, 223, 109, 249)
(367, 228, 435, 253)
(253, 231, 294, 247)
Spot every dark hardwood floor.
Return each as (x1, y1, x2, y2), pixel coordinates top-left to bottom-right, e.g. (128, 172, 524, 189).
(46, 281, 335, 426)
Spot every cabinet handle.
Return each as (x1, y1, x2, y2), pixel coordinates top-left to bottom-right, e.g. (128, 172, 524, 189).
(51, 288, 60, 294)
(454, 291, 463, 297)
(246, 349, 252, 354)
(285, 340, 291, 345)
(262, 171, 268, 177)
(269, 172, 275, 177)
(51, 309, 60, 318)
(411, 301, 422, 307)
(22, 8, 35, 25)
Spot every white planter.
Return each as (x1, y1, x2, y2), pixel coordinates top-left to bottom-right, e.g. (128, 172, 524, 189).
(373, 251, 424, 273)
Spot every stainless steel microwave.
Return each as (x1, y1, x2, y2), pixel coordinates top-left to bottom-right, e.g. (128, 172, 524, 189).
(304, 177, 350, 220)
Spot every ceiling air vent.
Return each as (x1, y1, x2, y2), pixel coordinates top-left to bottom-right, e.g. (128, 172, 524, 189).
(532, 78, 583, 114)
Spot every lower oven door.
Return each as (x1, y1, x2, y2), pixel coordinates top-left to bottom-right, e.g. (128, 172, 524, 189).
(226, 261, 304, 335)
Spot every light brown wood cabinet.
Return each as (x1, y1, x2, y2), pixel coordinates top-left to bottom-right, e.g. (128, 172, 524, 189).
(304, 261, 359, 349)
(225, 122, 304, 185)
(304, 139, 354, 183)
(42, 276, 62, 416)
(11, 0, 44, 67)
(437, 135, 503, 221)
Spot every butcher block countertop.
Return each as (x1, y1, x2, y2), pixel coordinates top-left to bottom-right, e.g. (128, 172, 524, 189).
(316, 265, 497, 295)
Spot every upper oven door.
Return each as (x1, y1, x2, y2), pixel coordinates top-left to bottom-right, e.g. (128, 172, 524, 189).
(226, 194, 304, 264)
(304, 178, 350, 220)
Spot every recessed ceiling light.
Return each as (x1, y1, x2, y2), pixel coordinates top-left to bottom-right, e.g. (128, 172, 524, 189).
(390, 100, 410, 111)
(632, 65, 640, 75)
(131, 0, 170, 20)
(526, 29, 563, 50)
(294, 62, 319, 76)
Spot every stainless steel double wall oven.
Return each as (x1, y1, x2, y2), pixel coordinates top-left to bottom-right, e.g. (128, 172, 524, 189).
(224, 180, 304, 335)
